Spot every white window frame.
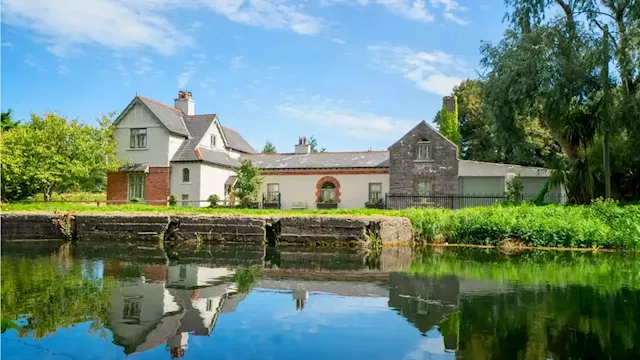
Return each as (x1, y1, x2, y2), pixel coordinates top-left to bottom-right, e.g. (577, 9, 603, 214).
(130, 128, 147, 149)
(181, 194, 189, 207)
(210, 134, 217, 148)
(128, 174, 146, 200)
(320, 182, 336, 202)
(417, 141, 431, 160)
(368, 183, 382, 203)
(417, 181, 432, 196)
(182, 168, 190, 183)
(266, 183, 279, 202)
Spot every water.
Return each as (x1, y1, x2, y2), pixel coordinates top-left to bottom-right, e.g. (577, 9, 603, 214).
(1, 242, 639, 359)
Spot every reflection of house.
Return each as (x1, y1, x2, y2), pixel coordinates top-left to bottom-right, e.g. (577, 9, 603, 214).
(107, 264, 241, 357)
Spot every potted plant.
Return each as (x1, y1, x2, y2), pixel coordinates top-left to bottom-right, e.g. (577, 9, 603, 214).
(365, 198, 384, 209)
(317, 197, 338, 209)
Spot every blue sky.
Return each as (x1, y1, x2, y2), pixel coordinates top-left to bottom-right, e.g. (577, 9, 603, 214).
(1, 0, 508, 152)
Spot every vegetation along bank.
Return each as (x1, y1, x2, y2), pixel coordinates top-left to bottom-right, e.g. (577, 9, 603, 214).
(2, 199, 638, 249)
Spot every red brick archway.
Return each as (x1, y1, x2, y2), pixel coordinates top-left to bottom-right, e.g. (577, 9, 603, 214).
(316, 176, 341, 203)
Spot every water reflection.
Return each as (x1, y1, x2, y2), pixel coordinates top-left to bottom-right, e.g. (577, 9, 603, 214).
(1, 244, 639, 359)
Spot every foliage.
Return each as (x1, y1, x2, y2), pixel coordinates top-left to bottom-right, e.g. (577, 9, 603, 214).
(505, 175, 524, 202)
(533, 180, 550, 206)
(3, 201, 639, 249)
(1, 109, 20, 131)
(308, 135, 326, 153)
(169, 194, 178, 207)
(233, 159, 263, 202)
(262, 141, 276, 153)
(31, 192, 106, 202)
(129, 197, 141, 203)
(207, 194, 220, 207)
(1, 256, 114, 338)
(0, 112, 121, 202)
(434, 95, 461, 148)
(232, 268, 263, 293)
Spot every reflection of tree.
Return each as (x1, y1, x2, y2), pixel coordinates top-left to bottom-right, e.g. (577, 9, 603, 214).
(232, 268, 262, 293)
(1, 257, 114, 338)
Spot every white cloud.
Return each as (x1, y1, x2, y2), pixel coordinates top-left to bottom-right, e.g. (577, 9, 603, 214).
(328, 37, 346, 44)
(2, 0, 188, 57)
(24, 55, 45, 71)
(177, 53, 206, 89)
(229, 56, 244, 72)
(276, 104, 414, 140)
(58, 64, 69, 74)
(190, 20, 203, 29)
(429, 0, 468, 25)
(443, 11, 468, 25)
(321, 0, 434, 22)
(1, 42, 13, 47)
(369, 45, 466, 96)
(429, 0, 462, 11)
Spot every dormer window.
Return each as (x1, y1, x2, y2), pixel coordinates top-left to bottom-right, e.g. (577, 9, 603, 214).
(417, 141, 431, 160)
(210, 134, 217, 148)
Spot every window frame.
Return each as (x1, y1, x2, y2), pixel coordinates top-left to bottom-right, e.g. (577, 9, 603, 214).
(129, 128, 147, 149)
(417, 180, 432, 196)
(210, 134, 216, 148)
(182, 168, 190, 183)
(123, 295, 143, 323)
(181, 194, 189, 207)
(128, 174, 146, 200)
(266, 183, 279, 202)
(320, 182, 336, 203)
(368, 182, 383, 203)
(416, 140, 431, 160)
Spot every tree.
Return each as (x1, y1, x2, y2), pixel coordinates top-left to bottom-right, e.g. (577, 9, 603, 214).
(0, 112, 121, 201)
(309, 136, 326, 153)
(233, 159, 263, 203)
(434, 96, 461, 148)
(262, 141, 276, 153)
(1, 109, 20, 131)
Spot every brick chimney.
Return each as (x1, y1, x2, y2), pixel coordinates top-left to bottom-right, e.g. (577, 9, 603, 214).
(443, 96, 455, 112)
(175, 91, 195, 115)
(295, 136, 311, 155)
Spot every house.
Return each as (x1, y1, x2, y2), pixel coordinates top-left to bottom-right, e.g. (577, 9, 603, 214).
(107, 91, 561, 209)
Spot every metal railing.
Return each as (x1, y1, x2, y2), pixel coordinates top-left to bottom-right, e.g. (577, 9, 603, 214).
(384, 193, 565, 210)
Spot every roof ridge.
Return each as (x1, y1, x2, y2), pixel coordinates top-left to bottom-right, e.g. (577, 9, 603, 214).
(459, 159, 548, 169)
(137, 95, 181, 114)
(245, 150, 389, 156)
(184, 114, 217, 118)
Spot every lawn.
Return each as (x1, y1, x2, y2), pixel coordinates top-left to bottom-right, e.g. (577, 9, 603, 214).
(2, 199, 639, 249)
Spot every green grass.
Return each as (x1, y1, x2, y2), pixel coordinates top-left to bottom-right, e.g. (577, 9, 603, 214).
(408, 247, 640, 292)
(2, 199, 639, 249)
(32, 192, 106, 202)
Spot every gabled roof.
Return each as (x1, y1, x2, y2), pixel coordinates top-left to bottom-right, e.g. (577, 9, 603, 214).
(171, 116, 239, 169)
(223, 126, 256, 153)
(136, 96, 191, 137)
(388, 120, 459, 152)
(241, 151, 389, 170)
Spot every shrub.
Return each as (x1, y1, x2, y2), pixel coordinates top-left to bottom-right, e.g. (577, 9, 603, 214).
(207, 194, 220, 207)
(505, 175, 524, 202)
(129, 197, 140, 204)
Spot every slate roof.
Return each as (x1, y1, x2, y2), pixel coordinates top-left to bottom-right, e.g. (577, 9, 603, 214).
(171, 116, 239, 168)
(458, 160, 551, 177)
(137, 96, 190, 137)
(223, 126, 256, 153)
(241, 151, 390, 170)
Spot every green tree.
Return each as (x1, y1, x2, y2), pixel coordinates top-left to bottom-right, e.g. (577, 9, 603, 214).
(434, 96, 461, 148)
(1, 109, 20, 131)
(262, 141, 276, 153)
(0, 112, 121, 201)
(233, 159, 263, 203)
(309, 136, 326, 153)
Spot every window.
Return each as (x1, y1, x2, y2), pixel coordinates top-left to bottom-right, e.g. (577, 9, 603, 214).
(123, 296, 143, 322)
(369, 183, 382, 203)
(266, 183, 279, 202)
(417, 181, 432, 196)
(128, 174, 145, 200)
(210, 134, 217, 148)
(130, 128, 147, 149)
(179, 266, 187, 279)
(320, 182, 336, 202)
(181, 194, 189, 207)
(206, 299, 213, 312)
(417, 141, 431, 160)
(182, 168, 190, 183)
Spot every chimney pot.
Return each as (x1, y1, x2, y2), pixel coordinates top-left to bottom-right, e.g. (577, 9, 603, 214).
(175, 90, 195, 115)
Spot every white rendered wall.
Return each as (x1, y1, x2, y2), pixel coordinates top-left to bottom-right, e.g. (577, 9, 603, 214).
(258, 173, 390, 209)
(115, 103, 177, 166)
(200, 164, 236, 207)
(168, 134, 185, 161)
(170, 163, 201, 206)
(198, 120, 225, 151)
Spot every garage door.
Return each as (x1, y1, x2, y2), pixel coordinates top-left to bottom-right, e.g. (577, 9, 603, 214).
(459, 177, 504, 195)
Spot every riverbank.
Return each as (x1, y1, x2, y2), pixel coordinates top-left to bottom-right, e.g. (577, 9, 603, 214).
(2, 200, 638, 249)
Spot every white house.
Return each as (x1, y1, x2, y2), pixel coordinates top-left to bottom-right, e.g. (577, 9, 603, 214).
(107, 91, 561, 209)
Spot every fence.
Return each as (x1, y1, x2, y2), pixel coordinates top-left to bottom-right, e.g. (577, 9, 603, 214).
(384, 193, 565, 210)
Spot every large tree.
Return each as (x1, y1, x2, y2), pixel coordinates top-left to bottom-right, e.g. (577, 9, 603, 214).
(0, 112, 120, 201)
(262, 141, 277, 154)
(309, 136, 326, 153)
(1, 109, 20, 131)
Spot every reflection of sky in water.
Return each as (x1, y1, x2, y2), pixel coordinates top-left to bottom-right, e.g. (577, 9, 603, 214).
(1, 289, 452, 360)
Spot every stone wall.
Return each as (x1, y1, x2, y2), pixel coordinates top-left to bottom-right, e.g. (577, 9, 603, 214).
(171, 216, 265, 243)
(75, 214, 170, 242)
(0, 214, 66, 240)
(388, 121, 459, 196)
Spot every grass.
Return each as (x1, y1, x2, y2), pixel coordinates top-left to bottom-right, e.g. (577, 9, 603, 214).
(32, 192, 106, 202)
(2, 199, 639, 249)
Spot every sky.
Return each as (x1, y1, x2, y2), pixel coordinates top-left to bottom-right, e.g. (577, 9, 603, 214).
(1, 0, 509, 152)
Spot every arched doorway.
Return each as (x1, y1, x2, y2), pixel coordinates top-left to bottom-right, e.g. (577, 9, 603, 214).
(315, 176, 341, 203)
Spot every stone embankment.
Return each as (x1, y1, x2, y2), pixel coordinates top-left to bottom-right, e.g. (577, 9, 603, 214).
(1, 213, 413, 246)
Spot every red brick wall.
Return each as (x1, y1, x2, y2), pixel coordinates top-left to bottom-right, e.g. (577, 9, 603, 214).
(316, 176, 341, 203)
(106, 167, 170, 205)
(107, 172, 128, 202)
(146, 167, 171, 204)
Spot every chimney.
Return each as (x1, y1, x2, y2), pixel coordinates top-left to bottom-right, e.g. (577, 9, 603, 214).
(175, 90, 195, 115)
(443, 95, 456, 112)
(295, 136, 311, 155)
